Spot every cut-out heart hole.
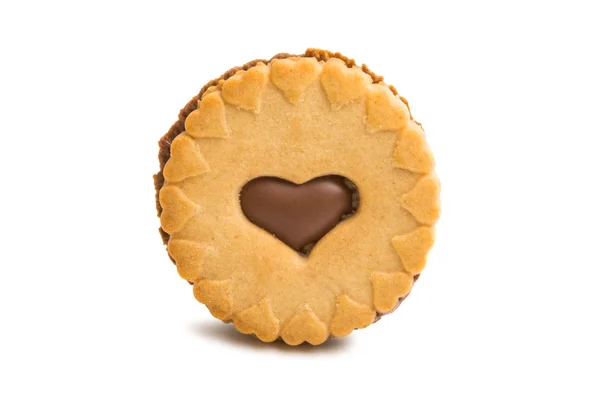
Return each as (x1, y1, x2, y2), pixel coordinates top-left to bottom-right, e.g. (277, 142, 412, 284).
(240, 175, 359, 255)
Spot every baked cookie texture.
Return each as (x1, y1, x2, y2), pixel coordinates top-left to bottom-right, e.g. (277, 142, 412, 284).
(154, 49, 440, 345)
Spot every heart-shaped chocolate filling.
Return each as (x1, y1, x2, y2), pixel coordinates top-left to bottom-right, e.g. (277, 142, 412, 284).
(240, 175, 358, 255)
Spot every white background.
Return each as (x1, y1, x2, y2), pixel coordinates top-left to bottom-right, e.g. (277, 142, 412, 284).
(1, 1, 599, 399)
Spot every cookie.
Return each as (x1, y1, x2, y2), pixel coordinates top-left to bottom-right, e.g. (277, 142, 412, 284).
(154, 49, 440, 345)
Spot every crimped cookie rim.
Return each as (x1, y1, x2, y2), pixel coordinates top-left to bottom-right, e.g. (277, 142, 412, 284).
(153, 49, 431, 338)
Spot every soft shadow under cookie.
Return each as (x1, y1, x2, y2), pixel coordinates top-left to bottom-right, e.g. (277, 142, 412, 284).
(190, 320, 353, 353)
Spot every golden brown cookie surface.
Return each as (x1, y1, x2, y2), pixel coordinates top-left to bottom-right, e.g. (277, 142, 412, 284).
(155, 49, 440, 345)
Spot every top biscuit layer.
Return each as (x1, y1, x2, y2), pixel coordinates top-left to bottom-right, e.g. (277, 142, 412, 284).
(157, 51, 440, 345)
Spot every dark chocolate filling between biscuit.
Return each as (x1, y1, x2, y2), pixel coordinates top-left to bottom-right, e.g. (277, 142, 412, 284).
(240, 175, 359, 256)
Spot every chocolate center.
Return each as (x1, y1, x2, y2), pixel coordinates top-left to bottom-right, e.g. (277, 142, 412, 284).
(240, 175, 358, 255)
